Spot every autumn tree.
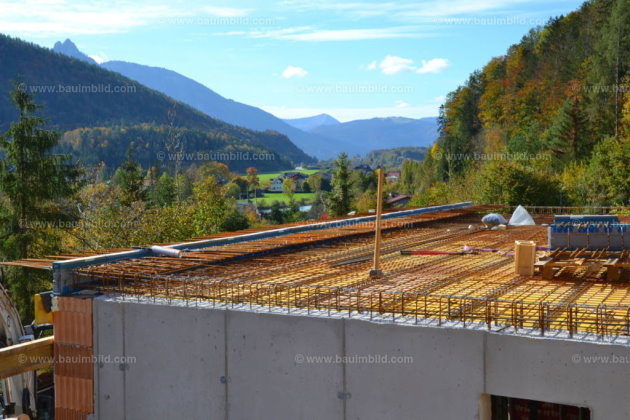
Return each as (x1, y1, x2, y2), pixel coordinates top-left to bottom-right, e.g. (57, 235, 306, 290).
(282, 177, 296, 203)
(475, 161, 561, 206)
(246, 167, 260, 198)
(306, 173, 323, 193)
(585, 137, 629, 205)
(192, 176, 228, 236)
(175, 173, 193, 202)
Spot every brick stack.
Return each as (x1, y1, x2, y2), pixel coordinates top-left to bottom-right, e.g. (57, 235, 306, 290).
(53, 297, 94, 419)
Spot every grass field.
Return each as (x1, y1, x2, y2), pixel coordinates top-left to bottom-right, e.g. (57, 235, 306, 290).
(241, 169, 322, 206)
(239, 192, 316, 206)
(257, 169, 321, 183)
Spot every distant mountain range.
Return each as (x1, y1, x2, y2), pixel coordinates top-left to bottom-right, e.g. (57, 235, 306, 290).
(97, 60, 344, 159)
(283, 114, 340, 131)
(51, 40, 439, 159)
(0, 34, 312, 169)
(44, 38, 440, 160)
(306, 116, 438, 157)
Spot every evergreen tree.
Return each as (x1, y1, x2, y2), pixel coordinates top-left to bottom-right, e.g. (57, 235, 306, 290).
(399, 159, 418, 194)
(0, 83, 78, 318)
(150, 172, 176, 207)
(587, 0, 630, 136)
(350, 170, 376, 197)
(269, 201, 285, 224)
(0, 83, 79, 258)
(175, 173, 193, 202)
(544, 97, 592, 159)
(113, 146, 144, 205)
(328, 153, 352, 217)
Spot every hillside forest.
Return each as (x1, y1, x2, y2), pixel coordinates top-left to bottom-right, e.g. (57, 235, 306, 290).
(398, 0, 629, 207)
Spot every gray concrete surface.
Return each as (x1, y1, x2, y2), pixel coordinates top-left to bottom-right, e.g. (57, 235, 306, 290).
(93, 296, 125, 420)
(486, 334, 630, 419)
(92, 297, 630, 420)
(227, 310, 344, 420)
(345, 319, 484, 420)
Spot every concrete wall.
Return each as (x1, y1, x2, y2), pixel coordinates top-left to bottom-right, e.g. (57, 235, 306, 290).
(344, 320, 484, 420)
(486, 334, 630, 419)
(93, 300, 226, 419)
(227, 310, 344, 420)
(92, 298, 630, 420)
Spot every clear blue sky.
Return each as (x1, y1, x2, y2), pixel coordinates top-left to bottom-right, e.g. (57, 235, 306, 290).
(1, 0, 585, 121)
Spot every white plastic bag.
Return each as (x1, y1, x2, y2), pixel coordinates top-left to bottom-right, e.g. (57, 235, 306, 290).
(508, 205, 535, 226)
(481, 213, 507, 226)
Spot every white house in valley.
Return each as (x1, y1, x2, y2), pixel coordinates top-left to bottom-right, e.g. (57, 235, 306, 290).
(269, 177, 284, 192)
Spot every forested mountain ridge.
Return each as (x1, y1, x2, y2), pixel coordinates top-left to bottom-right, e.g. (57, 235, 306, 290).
(363, 147, 428, 168)
(59, 125, 292, 173)
(0, 34, 314, 167)
(401, 0, 629, 206)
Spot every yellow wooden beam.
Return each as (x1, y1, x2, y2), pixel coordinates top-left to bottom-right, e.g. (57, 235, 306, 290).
(0, 336, 53, 379)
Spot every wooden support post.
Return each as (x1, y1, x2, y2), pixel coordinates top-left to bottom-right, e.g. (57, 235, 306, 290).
(370, 168, 384, 278)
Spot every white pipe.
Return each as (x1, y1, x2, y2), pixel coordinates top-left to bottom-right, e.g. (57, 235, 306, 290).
(150, 246, 183, 258)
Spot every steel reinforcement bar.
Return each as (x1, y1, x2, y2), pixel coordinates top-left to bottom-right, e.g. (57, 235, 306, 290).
(73, 277, 630, 339)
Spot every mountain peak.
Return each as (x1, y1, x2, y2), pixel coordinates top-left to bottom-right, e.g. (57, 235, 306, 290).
(283, 113, 340, 131)
(313, 113, 340, 124)
(57, 38, 75, 48)
(53, 38, 97, 65)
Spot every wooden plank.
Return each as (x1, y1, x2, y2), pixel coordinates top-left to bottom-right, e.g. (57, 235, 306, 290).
(607, 266, 621, 282)
(0, 261, 52, 269)
(542, 261, 555, 280)
(0, 336, 54, 379)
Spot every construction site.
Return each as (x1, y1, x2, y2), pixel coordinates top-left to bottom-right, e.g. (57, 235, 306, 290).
(2, 202, 630, 419)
